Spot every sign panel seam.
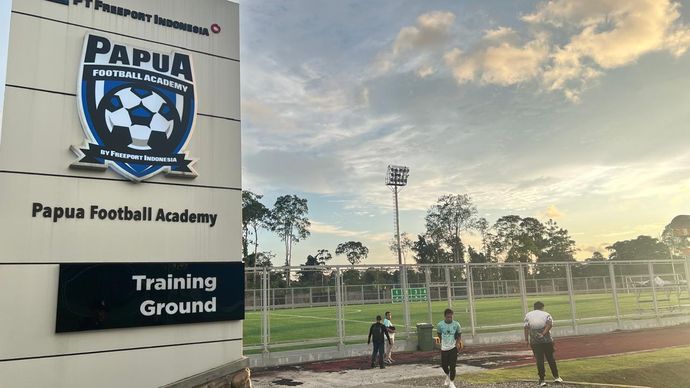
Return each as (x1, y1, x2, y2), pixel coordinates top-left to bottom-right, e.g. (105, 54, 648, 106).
(6, 85, 241, 122)
(0, 337, 242, 363)
(11, 10, 240, 63)
(0, 170, 242, 191)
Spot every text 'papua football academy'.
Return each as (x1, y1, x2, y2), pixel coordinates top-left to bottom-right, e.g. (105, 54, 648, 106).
(31, 203, 218, 227)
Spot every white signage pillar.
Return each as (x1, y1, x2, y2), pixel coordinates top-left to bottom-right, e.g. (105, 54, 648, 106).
(0, 1, 242, 387)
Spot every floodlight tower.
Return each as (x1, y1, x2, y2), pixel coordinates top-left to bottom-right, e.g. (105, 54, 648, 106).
(386, 165, 411, 336)
(386, 165, 410, 266)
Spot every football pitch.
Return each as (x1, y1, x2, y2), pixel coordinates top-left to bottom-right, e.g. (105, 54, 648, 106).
(243, 291, 688, 348)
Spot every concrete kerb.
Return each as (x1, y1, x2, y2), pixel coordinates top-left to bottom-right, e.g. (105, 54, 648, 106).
(163, 357, 249, 388)
(249, 339, 416, 368)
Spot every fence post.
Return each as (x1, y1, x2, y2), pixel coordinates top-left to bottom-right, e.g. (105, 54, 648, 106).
(425, 267, 433, 325)
(445, 267, 453, 309)
(648, 262, 660, 321)
(603, 276, 608, 293)
(685, 256, 690, 302)
(291, 288, 295, 309)
(565, 263, 578, 334)
(608, 263, 622, 329)
(261, 268, 270, 356)
(466, 264, 477, 337)
(361, 284, 365, 303)
(335, 268, 345, 351)
(402, 265, 412, 340)
(309, 288, 313, 308)
(518, 264, 528, 316)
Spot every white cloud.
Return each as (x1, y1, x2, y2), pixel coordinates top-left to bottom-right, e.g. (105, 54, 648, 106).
(416, 65, 435, 78)
(444, 0, 690, 101)
(310, 220, 366, 238)
(533, 0, 690, 100)
(393, 11, 456, 55)
(445, 38, 549, 86)
(377, 11, 456, 73)
(483, 26, 518, 41)
(542, 205, 565, 219)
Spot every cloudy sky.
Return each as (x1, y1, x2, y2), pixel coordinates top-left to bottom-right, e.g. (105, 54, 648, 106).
(240, 0, 690, 266)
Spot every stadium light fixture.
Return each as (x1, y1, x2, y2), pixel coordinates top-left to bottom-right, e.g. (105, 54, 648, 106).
(385, 165, 410, 187)
(386, 165, 409, 267)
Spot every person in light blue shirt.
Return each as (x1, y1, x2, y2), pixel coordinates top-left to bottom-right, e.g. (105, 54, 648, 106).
(382, 311, 396, 364)
(436, 308, 463, 388)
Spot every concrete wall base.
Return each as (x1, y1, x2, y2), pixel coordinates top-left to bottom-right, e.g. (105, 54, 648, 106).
(249, 340, 415, 368)
(163, 357, 250, 388)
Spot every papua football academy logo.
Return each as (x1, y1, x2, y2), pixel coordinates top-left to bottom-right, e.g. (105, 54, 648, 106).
(72, 34, 197, 181)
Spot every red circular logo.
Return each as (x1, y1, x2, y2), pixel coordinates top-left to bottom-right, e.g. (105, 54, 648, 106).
(211, 24, 221, 34)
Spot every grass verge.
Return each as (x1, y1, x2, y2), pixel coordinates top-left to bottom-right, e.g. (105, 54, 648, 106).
(462, 345, 690, 387)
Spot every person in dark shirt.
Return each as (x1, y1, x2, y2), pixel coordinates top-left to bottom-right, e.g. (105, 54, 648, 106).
(367, 315, 392, 369)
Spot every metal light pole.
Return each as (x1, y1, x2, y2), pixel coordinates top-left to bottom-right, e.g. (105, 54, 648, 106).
(386, 165, 411, 338)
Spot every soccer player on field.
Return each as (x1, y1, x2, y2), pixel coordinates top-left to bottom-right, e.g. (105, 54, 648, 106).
(367, 315, 392, 369)
(524, 301, 563, 386)
(436, 308, 463, 388)
(383, 311, 396, 364)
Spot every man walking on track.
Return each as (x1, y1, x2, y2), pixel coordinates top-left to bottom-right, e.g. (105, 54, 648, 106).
(524, 301, 563, 386)
(383, 311, 396, 364)
(368, 315, 392, 369)
(436, 308, 463, 388)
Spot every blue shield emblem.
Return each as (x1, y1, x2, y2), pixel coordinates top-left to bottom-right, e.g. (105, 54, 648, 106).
(73, 34, 197, 181)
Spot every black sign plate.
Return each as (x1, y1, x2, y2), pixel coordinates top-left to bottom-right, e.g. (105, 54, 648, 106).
(56, 262, 244, 333)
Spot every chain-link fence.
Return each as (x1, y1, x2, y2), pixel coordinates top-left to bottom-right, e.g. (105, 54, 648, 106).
(244, 259, 690, 358)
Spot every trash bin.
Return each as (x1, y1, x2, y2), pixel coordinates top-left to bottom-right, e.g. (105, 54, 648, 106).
(416, 323, 434, 351)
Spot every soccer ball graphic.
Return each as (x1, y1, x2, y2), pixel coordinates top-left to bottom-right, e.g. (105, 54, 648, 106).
(102, 86, 177, 151)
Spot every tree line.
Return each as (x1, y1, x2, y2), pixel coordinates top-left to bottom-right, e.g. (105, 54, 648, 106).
(243, 191, 683, 288)
(242, 191, 369, 285)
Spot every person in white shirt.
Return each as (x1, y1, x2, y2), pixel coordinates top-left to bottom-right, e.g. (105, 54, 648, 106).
(383, 311, 396, 364)
(524, 301, 563, 386)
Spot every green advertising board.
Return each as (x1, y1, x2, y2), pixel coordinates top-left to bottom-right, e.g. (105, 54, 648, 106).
(391, 287, 428, 302)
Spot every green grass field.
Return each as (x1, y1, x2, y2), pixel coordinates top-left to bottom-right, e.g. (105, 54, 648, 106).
(244, 291, 689, 348)
(461, 345, 690, 387)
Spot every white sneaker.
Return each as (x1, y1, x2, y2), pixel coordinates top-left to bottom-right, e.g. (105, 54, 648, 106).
(449, 382, 457, 388)
(443, 375, 450, 386)
(554, 377, 563, 383)
(539, 380, 547, 386)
